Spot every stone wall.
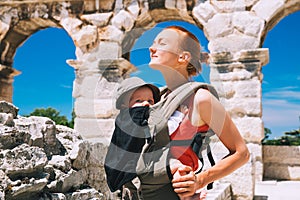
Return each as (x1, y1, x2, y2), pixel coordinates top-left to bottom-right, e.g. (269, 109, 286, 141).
(1, 0, 300, 199)
(263, 145, 300, 180)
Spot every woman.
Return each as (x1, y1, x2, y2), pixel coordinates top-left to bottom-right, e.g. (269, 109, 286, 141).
(147, 25, 250, 199)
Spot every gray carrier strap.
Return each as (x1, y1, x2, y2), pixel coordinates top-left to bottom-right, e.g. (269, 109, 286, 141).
(149, 82, 219, 146)
(136, 82, 219, 198)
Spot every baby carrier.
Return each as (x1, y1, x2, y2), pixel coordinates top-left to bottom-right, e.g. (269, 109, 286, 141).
(105, 82, 219, 199)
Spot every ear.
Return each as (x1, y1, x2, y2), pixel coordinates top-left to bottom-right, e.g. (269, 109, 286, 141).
(178, 51, 191, 63)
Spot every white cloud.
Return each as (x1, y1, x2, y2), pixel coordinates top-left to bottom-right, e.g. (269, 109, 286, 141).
(263, 87, 300, 100)
(262, 87, 300, 136)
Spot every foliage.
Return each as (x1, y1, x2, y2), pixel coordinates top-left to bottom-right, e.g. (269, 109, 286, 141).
(26, 107, 74, 128)
(262, 127, 300, 146)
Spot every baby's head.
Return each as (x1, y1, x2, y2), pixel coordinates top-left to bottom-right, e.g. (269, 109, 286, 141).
(116, 77, 160, 109)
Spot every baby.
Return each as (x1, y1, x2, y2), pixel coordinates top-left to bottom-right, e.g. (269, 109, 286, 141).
(106, 77, 206, 200)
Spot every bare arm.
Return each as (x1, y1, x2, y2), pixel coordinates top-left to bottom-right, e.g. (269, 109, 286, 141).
(172, 89, 250, 197)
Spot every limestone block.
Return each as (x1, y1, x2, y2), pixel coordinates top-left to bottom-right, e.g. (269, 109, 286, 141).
(233, 80, 261, 98)
(98, 0, 115, 12)
(48, 155, 72, 173)
(80, 12, 113, 27)
(73, 74, 101, 99)
(205, 13, 233, 39)
(98, 25, 124, 43)
(74, 97, 115, 119)
(99, 41, 121, 59)
(223, 97, 261, 117)
(86, 166, 109, 198)
(192, 1, 216, 25)
(9, 177, 49, 199)
(233, 116, 264, 142)
(31, 4, 48, 18)
(245, 0, 258, 7)
(66, 188, 104, 200)
(252, 0, 284, 22)
(0, 143, 48, 176)
(74, 118, 115, 141)
(112, 10, 134, 31)
(127, 1, 140, 19)
(0, 101, 19, 118)
(247, 143, 263, 181)
(72, 25, 98, 47)
(211, 67, 254, 81)
(94, 77, 119, 99)
(233, 12, 265, 37)
(208, 33, 260, 53)
(264, 163, 300, 180)
(60, 17, 83, 35)
(165, 0, 186, 10)
(57, 168, 88, 193)
(211, 0, 246, 12)
(0, 20, 10, 41)
(263, 146, 300, 165)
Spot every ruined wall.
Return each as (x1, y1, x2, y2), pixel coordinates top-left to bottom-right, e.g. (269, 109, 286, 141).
(263, 145, 300, 180)
(1, 0, 300, 199)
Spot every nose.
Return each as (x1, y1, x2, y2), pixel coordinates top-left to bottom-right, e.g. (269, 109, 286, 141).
(141, 101, 150, 106)
(149, 45, 156, 54)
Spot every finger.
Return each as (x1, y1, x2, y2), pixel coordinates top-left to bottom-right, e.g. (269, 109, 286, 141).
(172, 179, 195, 189)
(178, 165, 193, 173)
(172, 170, 195, 183)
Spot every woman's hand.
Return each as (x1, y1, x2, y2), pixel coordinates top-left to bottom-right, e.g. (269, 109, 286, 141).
(172, 166, 198, 198)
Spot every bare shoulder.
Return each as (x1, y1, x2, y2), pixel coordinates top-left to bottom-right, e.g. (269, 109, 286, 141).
(194, 88, 215, 103)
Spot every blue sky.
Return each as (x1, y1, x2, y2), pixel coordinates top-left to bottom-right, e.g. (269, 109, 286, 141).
(13, 13, 300, 139)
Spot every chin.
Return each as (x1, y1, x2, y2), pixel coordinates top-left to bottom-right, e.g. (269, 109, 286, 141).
(149, 62, 161, 70)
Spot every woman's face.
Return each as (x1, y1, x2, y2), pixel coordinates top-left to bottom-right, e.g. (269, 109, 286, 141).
(149, 29, 181, 69)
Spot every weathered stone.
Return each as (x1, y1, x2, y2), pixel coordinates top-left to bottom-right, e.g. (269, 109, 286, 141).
(48, 155, 72, 173)
(252, 0, 285, 22)
(0, 113, 14, 126)
(0, 101, 19, 118)
(59, 17, 83, 35)
(80, 12, 113, 27)
(232, 11, 264, 37)
(0, 125, 30, 149)
(74, 118, 115, 141)
(66, 188, 104, 200)
(72, 25, 98, 47)
(205, 13, 233, 39)
(0, 143, 48, 177)
(8, 177, 48, 199)
(211, 0, 246, 12)
(112, 10, 135, 31)
(192, 2, 216, 25)
(98, 25, 124, 43)
(208, 33, 260, 53)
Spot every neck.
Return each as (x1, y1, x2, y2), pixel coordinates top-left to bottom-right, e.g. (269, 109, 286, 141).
(158, 65, 189, 91)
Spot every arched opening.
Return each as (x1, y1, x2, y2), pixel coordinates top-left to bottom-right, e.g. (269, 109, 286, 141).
(262, 11, 300, 139)
(129, 20, 210, 87)
(13, 27, 76, 120)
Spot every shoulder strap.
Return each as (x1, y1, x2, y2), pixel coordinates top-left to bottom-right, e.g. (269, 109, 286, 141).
(148, 82, 219, 147)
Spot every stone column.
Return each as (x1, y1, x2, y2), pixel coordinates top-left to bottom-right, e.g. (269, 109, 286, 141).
(209, 48, 269, 200)
(68, 58, 136, 143)
(0, 64, 21, 103)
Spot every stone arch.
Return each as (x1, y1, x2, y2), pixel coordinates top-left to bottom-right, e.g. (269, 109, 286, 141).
(255, 1, 300, 46)
(0, 1, 84, 103)
(1, 1, 299, 199)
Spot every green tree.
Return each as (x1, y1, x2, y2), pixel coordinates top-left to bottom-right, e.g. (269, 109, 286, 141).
(27, 107, 73, 128)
